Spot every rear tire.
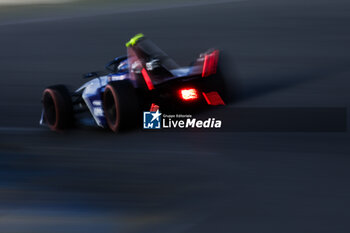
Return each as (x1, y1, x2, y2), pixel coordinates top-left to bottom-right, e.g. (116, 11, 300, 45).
(103, 80, 139, 132)
(42, 85, 73, 131)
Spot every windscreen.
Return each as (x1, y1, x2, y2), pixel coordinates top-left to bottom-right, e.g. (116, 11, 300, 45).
(127, 37, 180, 88)
(133, 38, 179, 71)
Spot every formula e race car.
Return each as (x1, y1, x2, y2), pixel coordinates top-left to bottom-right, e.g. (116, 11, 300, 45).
(40, 34, 227, 132)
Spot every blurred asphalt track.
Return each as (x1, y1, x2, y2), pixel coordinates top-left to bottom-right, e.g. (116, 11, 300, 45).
(1, 0, 350, 232)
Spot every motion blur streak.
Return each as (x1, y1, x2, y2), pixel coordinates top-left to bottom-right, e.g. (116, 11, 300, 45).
(0, 0, 244, 26)
(0, 0, 72, 5)
(1, 0, 350, 232)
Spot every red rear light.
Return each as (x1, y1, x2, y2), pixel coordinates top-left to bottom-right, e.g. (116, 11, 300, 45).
(202, 91, 225, 105)
(141, 68, 155, 90)
(180, 88, 199, 101)
(202, 50, 219, 77)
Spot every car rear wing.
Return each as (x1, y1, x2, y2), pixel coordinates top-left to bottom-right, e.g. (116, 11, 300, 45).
(126, 34, 220, 90)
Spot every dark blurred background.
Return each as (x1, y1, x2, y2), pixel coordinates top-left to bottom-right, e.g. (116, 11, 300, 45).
(0, 0, 350, 232)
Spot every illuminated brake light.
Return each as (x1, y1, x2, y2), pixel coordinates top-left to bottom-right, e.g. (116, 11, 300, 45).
(180, 88, 198, 101)
(202, 50, 219, 77)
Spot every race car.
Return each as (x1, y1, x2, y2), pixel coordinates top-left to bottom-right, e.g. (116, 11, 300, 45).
(40, 34, 227, 132)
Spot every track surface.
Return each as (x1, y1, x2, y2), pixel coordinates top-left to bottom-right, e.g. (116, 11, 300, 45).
(1, 0, 350, 232)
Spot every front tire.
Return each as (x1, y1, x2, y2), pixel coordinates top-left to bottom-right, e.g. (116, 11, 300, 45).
(42, 85, 73, 131)
(103, 80, 139, 132)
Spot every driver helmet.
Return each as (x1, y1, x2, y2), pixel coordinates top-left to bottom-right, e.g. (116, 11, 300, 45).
(117, 60, 128, 72)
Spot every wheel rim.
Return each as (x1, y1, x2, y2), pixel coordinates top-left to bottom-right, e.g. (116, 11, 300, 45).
(104, 86, 119, 129)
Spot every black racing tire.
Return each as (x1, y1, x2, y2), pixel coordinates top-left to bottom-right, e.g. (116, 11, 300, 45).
(42, 85, 74, 131)
(103, 80, 139, 132)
